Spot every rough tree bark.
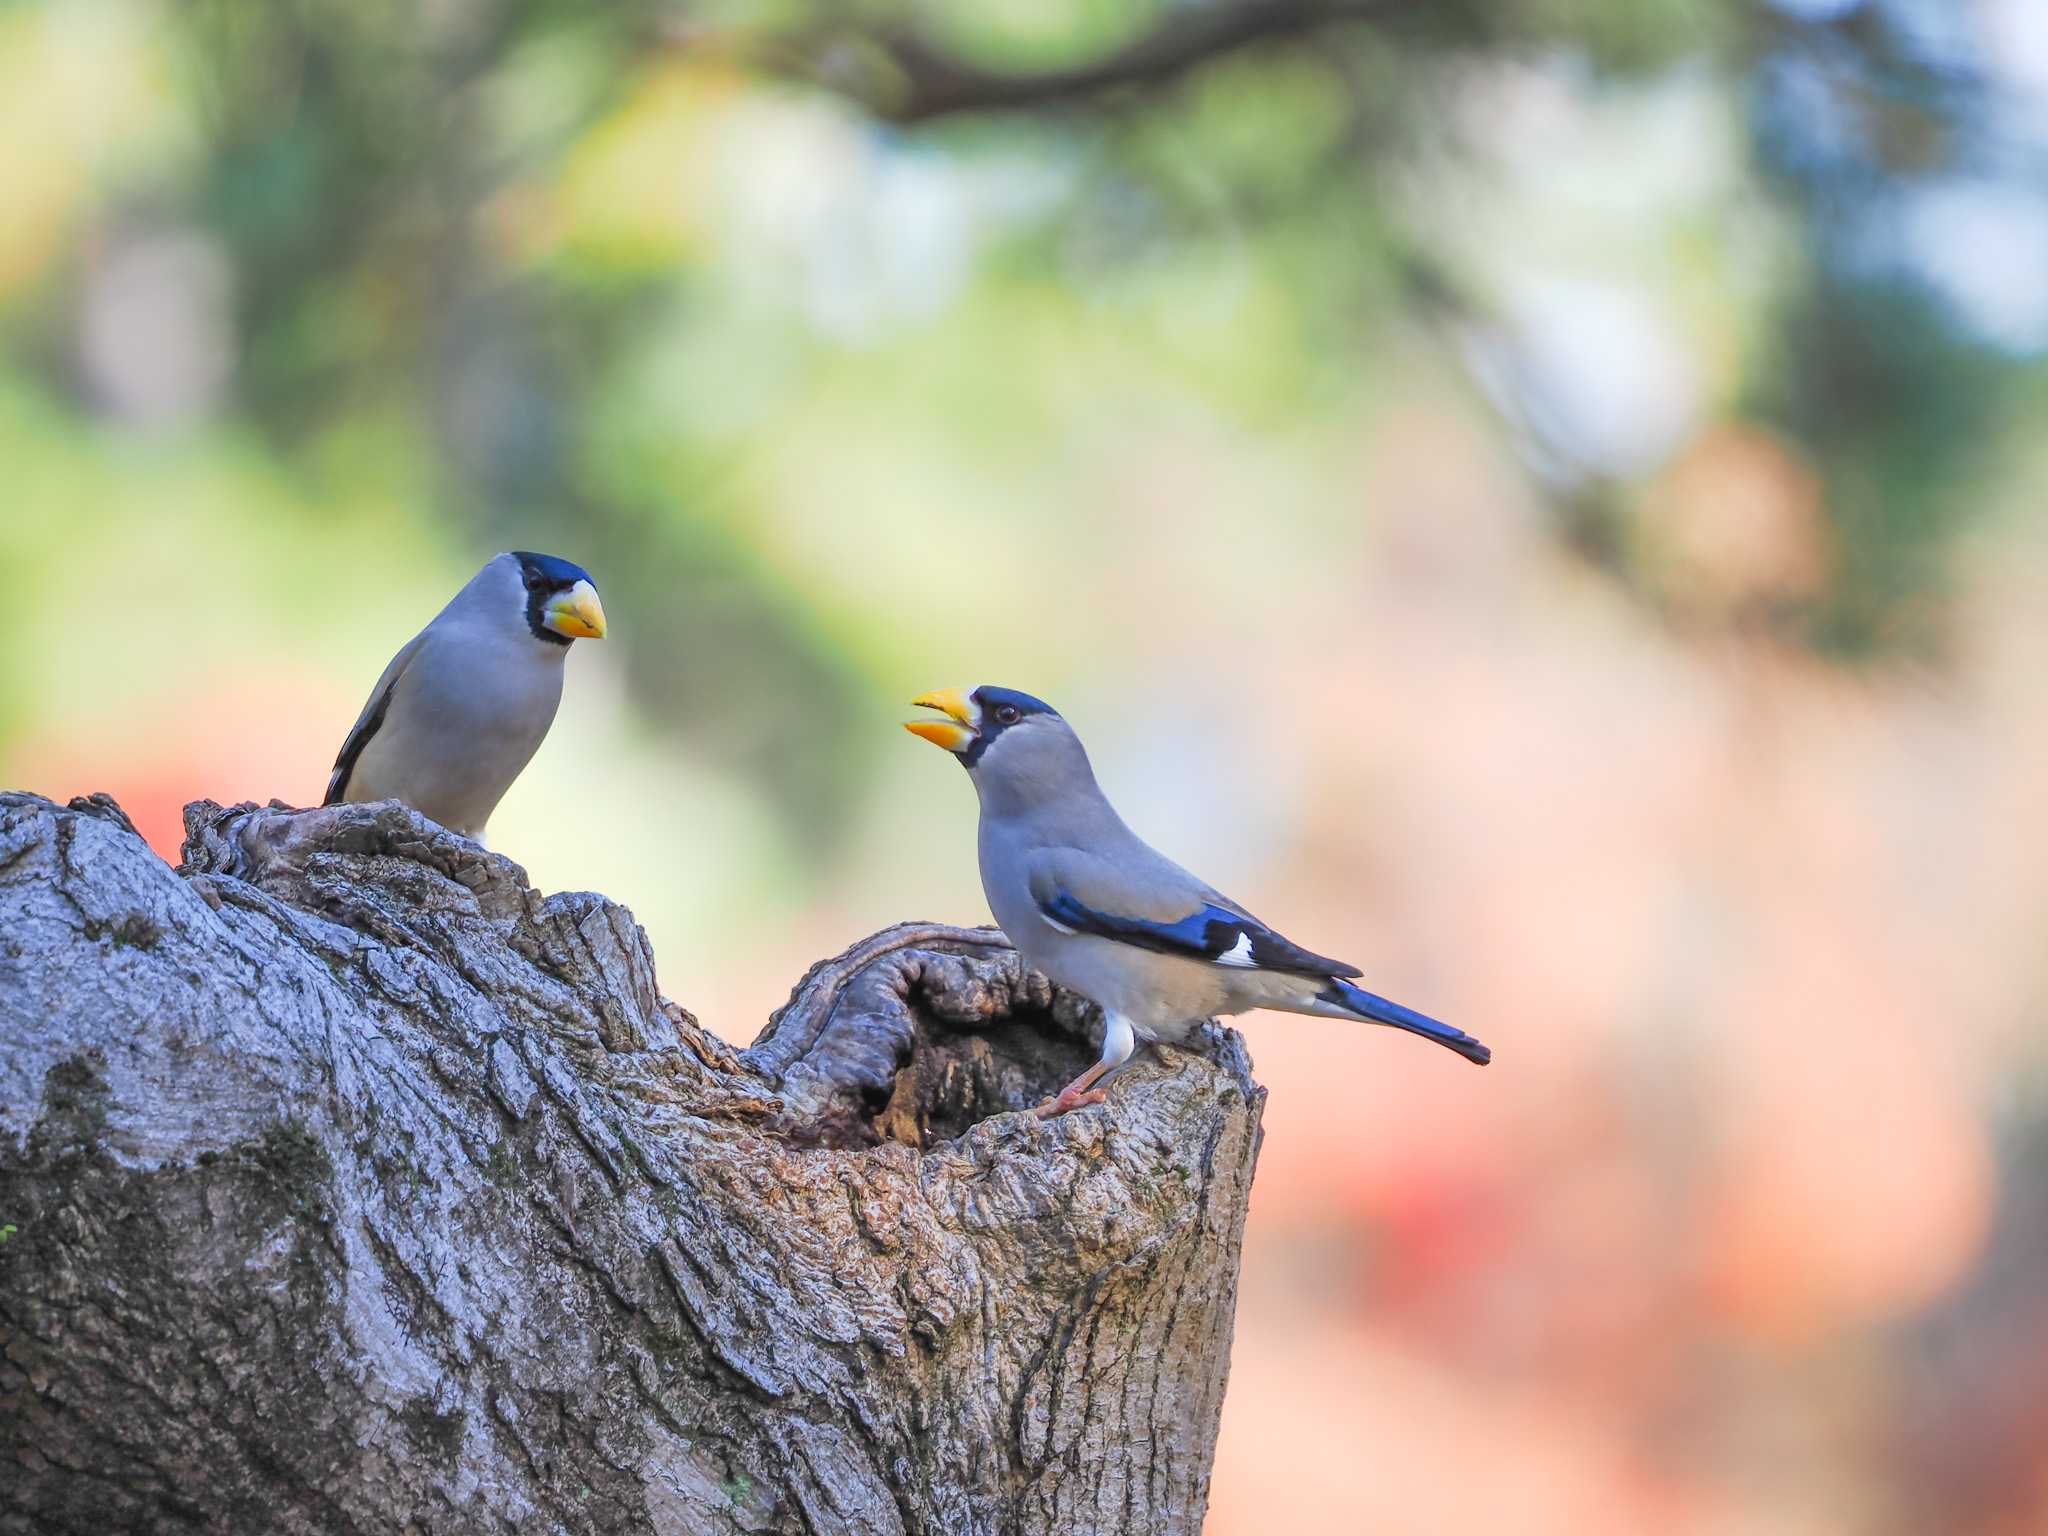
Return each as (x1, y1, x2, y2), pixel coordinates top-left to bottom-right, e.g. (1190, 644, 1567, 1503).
(0, 792, 1264, 1535)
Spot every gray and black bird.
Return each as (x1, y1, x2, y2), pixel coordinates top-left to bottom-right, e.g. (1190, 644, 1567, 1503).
(907, 685, 1490, 1117)
(323, 551, 607, 841)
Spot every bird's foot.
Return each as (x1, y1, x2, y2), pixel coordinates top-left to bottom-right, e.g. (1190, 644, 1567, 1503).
(1034, 1088, 1108, 1120)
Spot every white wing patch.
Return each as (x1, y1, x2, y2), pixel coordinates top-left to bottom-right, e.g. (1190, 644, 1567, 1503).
(1217, 931, 1257, 967)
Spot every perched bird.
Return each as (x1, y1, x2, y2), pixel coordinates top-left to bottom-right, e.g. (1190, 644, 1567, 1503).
(323, 551, 607, 841)
(907, 685, 1489, 1118)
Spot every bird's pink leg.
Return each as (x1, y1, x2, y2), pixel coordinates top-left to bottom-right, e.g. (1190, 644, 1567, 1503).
(1034, 1011, 1136, 1119)
(1035, 1062, 1111, 1119)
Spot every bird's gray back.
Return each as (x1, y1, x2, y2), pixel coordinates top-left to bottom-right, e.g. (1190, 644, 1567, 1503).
(977, 804, 1240, 1018)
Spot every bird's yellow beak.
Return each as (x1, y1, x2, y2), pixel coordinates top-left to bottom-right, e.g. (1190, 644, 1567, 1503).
(905, 687, 977, 752)
(543, 580, 607, 640)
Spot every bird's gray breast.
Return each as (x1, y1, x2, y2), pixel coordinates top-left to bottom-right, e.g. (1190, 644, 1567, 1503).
(349, 626, 566, 836)
(976, 815, 1049, 963)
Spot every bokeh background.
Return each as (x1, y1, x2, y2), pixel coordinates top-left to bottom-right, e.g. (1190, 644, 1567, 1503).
(7, 0, 2048, 1528)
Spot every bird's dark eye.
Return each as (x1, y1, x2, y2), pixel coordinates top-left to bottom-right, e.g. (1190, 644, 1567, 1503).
(523, 570, 545, 592)
(994, 704, 1020, 725)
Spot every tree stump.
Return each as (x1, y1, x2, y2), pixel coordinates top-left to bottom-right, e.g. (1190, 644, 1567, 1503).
(0, 792, 1264, 1535)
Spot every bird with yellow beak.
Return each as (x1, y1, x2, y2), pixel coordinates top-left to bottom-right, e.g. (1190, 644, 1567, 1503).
(908, 685, 1489, 1117)
(323, 551, 607, 842)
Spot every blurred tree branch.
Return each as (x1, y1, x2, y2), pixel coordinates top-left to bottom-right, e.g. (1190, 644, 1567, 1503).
(757, 0, 1439, 123)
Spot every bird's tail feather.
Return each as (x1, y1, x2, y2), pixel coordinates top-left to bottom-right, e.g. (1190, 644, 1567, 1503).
(1308, 978, 1491, 1065)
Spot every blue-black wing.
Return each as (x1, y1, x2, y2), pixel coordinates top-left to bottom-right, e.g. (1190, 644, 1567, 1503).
(1035, 886, 1362, 979)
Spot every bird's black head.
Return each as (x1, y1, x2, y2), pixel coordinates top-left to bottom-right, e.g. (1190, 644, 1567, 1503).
(511, 551, 607, 645)
(906, 684, 1060, 769)
(964, 686, 1058, 767)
